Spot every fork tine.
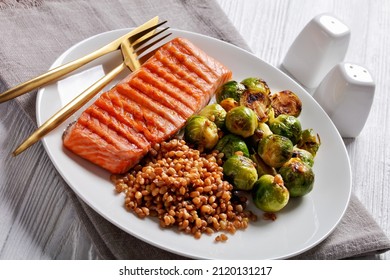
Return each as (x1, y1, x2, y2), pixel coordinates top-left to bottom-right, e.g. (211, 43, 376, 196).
(128, 20, 167, 44)
(135, 31, 172, 61)
(132, 27, 170, 50)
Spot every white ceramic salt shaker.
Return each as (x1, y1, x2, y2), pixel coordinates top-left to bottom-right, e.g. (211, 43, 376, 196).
(281, 13, 351, 91)
(312, 62, 375, 138)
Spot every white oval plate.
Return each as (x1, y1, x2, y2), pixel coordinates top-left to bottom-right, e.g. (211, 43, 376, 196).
(37, 29, 351, 259)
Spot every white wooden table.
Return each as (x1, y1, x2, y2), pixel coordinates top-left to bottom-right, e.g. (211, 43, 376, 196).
(0, 0, 389, 260)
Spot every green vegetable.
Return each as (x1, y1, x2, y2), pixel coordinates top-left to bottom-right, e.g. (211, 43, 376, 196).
(223, 155, 258, 191)
(270, 90, 302, 117)
(268, 113, 302, 145)
(215, 134, 250, 159)
(184, 115, 219, 150)
(225, 106, 258, 138)
(199, 103, 227, 129)
(251, 153, 277, 177)
(252, 174, 289, 212)
(241, 77, 270, 95)
(297, 128, 321, 156)
(216, 80, 246, 103)
(240, 77, 271, 122)
(279, 158, 315, 197)
(292, 147, 314, 167)
(258, 134, 293, 168)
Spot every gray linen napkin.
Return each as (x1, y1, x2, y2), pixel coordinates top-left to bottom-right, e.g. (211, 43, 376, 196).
(1, 0, 389, 259)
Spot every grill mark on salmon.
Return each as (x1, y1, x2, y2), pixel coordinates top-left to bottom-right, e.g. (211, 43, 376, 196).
(144, 59, 205, 106)
(63, 37, 232, 174)
(136, 68, 198, 111)
(174, 39, 225, 78)
(154, 49, 210, 96)
(95, 93, 156, 142)
(128, 75, 193, 119)
(111, 89, 170, 141)
(88, 104, 150, 150)
(167, 42, 221, 83)
(117, 83, 185, 127)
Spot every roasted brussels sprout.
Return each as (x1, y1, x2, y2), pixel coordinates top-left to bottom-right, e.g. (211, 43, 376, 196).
(240, 77, 271, 122)
(240, 91, 271, 122)
(219, 97, 239, 112)
(252, 174, 289, 212)
(225, 106, 258, 138)
(279, 158, 315, 197)
(251, 153, 277, 177)
(297, 128, 321, 156)
(216, 80, 246, 103)
(270, 90, 302, 117)
(184, 115, 219, 150)
(258, 134, 293, 168)
(199, 103, 227, 128)
(268, 113, 302, 145)
(223, 154, 258, 191)
(292, 147, 314, 167)
(241, 77, 270, 95)
(215, 134, 250, 159)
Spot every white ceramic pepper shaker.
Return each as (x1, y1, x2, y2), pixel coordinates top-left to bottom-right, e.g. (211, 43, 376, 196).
(312, 62, 375, 138)
(281, 13, 351, 91)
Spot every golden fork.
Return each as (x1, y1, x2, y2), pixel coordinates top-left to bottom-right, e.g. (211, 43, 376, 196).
(12, 22, 171, 156)
(0, 17, 163, 104)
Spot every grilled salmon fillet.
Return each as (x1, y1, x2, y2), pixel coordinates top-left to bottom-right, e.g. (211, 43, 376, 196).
(63, 37, 232, 174)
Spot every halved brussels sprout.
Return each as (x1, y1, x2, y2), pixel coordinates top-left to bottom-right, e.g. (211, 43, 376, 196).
(240, 77, 271, 122)
(184, 115, 219, 150)
(219, 97, 239, 112)
(241, 77, 270, 95)
(199, 103, 227, 129)
(240, 90, 271, 122)
(215, 134, 250, 159)
(223, 154, 258, 191)
(292, 147, 314, 167)
(216, 80, 246, 103)
(270, 90, 302, 117)
(268, 113, 302, 145)
(252, 174, 289, 212)
(297, 128, 321, 156)
(258, 134, 293, 168)
(279, 158, 315, 197)
(225, 106, 258, 138)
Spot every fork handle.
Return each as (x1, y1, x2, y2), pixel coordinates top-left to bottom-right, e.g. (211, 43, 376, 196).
(0, 45, 112, 104)
(13, 62, 127, 156)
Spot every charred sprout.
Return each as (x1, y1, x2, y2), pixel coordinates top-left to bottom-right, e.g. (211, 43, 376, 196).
(225, 106, 258, 138)
(268, 112, 302, 145)
(216, 80, 246, 103)
(258, 134, 293, 168)
(297, 128, 321, 156)
(241, 77, 270, 95)
(279, 158, 315, 197)
(270, 90, 302, 117)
